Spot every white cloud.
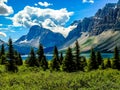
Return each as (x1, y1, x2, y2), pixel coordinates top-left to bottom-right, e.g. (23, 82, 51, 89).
(83, 0, 94, 3)
(0, 0, 7, 3)
(11, 6, 74, 36)
(0, 32, 7, 37)
(42, 19, 77, 37)
(38, 2, 53, 7)
(0, 0, 14, 16)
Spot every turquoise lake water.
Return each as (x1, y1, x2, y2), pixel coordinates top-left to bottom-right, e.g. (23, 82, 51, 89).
(22, 53, 113, 60)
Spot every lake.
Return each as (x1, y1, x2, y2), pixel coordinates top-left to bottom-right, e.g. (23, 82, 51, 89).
(22, 53, 113, 60)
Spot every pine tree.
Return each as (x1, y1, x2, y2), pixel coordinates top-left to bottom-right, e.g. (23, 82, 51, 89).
(80, 56, 87, 71)
(37, 44, 44, 63)
(13, 50, 23, 65)
(74, 40, 81, 71)
(17, 53, 23, 65)
(0, 44, 6, 64)
(112, 46, 120, 69)
(96, 51, 103, 66)
(105, 58, 111, 68)
(14, 50, 19, 65)
(40, 55, 48, 71)
(50, 46, 60, 71)
(1, 44, 5, 55)
(62, 47, 76, 72)
(8, 38, 14, 60)
(6, 38, 18, 72)
(26, 48, 39, 67)
(59, 52, 63, 65)
(88, 48, 97, 70)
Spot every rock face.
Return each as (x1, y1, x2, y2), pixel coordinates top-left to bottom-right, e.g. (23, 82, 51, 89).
(61, 1, 120, 52)
(15, 25, 65, 54)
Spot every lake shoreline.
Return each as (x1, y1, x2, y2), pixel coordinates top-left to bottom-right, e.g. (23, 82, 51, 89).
(22, 53, 114, 60)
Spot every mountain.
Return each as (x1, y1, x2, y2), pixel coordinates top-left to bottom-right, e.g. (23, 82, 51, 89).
(15, 1, 120, 53)
(62, 1, 120, 52)
(14, 25, 65, 54)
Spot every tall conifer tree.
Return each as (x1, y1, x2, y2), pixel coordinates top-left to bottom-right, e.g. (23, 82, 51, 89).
(50, 46, 60, 71)
(112, 46, 120, 69)
(37, 44, 44, 63)
(88, 48, 97, 70)
(0, 44, 6, 64)
(59, 52, 63, 65)
(96, 51, 102, 66)
(74, 40, 81, 71)
(6, 38, 18, 72)
(62, 47, 76, 72)
(40, 55, 48, 70)
(26, 48, 39, 67)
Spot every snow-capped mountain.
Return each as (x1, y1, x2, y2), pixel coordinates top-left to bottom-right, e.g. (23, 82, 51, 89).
(14, 25, 65, 54)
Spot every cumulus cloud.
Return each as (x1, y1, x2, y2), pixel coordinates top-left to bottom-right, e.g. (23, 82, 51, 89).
(0, 0, 14, 16)
(12, 6, 73, 27)
(0, 32, 7, 37)
(38, 2, 53, 7)
(11, 6, 74, 36)
(83, 0, 94, 3)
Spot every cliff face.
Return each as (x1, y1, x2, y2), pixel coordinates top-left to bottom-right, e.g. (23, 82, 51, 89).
(69, 2, 120, 37)
(89, 3, 120, 35)
(62, 1, 120, 52)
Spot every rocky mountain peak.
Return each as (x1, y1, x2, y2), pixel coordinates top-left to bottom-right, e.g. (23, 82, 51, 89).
(27, 25, 44, 41)
(15, 25, 65, 54)
(62, 0, 120, 50)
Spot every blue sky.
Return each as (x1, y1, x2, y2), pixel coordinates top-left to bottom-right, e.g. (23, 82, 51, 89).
(0, 0, 118, 42)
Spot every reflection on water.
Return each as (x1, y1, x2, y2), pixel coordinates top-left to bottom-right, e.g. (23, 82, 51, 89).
(22, 53, 113, 60)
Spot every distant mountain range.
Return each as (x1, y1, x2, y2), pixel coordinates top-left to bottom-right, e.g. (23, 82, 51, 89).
(61, 1, 120, 52)
(1, 1, 120, 54)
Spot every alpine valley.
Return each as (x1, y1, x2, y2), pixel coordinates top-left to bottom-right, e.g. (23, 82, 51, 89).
(1, 1, 120, 54)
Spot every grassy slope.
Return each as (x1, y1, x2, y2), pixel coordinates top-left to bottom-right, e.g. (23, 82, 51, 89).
(0, 65, 120, 90)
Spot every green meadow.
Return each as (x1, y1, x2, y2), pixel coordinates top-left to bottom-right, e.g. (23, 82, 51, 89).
(0, 65, 120, 90)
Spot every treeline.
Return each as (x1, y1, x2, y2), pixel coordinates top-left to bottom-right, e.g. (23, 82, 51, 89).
(0, 38, 120, 72)
(0, 38, 22, 72)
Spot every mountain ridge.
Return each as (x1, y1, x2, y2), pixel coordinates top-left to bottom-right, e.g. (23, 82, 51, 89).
(61, 1, 120, 51)
(14, 25, 65, 54)
(1, 1, 119, 54)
